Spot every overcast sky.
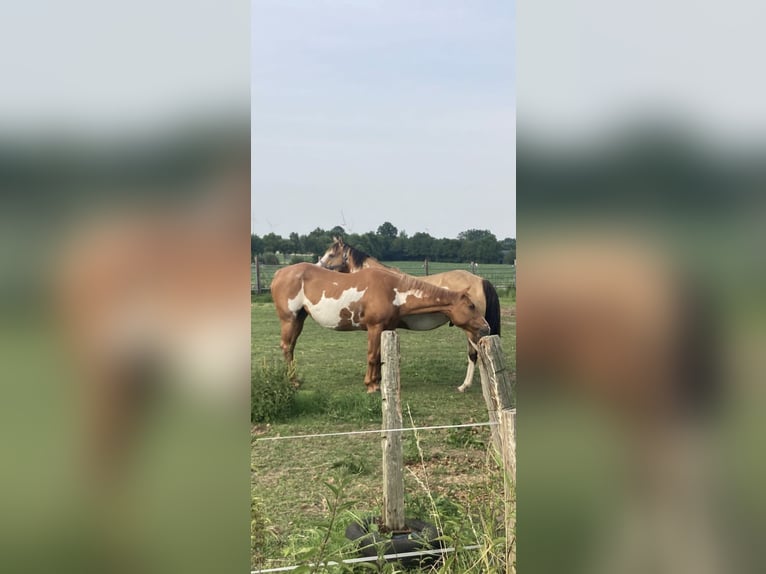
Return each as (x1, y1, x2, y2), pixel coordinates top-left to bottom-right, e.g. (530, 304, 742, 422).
(251, 0, 516, 240)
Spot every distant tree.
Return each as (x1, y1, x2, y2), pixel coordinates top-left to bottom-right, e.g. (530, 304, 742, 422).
(359, 231, 383, 259)
(476, 236, 502, 263)
(302, 227, 332, 258)
(501, 237, 516, 264)
(287, 232, 302, 254)
(261, 232, 288, 254)
(458, 229, 496, 242)
(436, 238, 461, 262)
(456, 229, 500, 263)
(406, 232, 435, 259)
(251, 234, 264, 257)
(389, 231, 408, 260)
(375, 222, 398, 259)
(330, 225, 346, 238)
(377, 222, 398, 239)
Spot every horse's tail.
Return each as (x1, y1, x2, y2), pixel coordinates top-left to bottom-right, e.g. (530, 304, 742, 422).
(482, 279, 502, 336)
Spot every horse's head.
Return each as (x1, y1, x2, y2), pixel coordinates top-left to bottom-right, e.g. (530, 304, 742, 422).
(449, 290, 490, 339)
(317, 236, 349, 271)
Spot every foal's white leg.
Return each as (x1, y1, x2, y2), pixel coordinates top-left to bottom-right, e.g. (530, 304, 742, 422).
(457, 358, 476, 392)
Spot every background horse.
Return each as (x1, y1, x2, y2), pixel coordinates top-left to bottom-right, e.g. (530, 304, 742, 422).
(318, 237, 501, 391)
(56, 162, 250, 482)
(270, 262, 490, 392)
(519, 232, 723, 574)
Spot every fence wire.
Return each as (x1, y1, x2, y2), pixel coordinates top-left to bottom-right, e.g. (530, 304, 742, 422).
(251, 544, 483, 573)
(253, 421, 497, 442)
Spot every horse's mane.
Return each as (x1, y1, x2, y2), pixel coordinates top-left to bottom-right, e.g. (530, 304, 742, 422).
(344, 242, 375, 269)
(393, 272, 462, 301)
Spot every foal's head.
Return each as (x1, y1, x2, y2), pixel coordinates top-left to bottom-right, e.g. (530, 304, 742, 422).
(449, 290, 491, 339)
(317, 236, 348, 270)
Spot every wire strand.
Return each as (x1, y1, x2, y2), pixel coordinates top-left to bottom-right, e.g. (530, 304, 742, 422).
(253, 421, 497, 442)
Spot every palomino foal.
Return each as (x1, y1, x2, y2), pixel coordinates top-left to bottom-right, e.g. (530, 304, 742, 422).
(271, 263, 490, 392)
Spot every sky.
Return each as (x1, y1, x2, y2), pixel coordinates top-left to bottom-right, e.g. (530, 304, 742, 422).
(251, 0, 516, 240)
(1, 1, 248, 133)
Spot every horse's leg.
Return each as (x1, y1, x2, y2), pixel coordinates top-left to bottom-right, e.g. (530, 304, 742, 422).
(279, 310, 307, 382)
(457, 336, 479, 392)
(84, 353, 157, 485)
(365, 325, 383, 393)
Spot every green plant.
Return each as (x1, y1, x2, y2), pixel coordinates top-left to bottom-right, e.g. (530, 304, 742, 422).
(251, 496, 278, 569)
(446, 421, 487, 450)
(290, 255, 313, 264)
(261, 252, 280, 265)
(251, 356, 297, 423)
(331, 453, 370, 476)
(298, 473, 359, 574)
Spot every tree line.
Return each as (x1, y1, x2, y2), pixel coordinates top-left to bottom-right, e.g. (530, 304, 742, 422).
(252, 223, 515, 265)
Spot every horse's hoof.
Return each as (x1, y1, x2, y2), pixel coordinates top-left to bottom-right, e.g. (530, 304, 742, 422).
(456, 386, 466, 393)
(366, 385, 380, 393)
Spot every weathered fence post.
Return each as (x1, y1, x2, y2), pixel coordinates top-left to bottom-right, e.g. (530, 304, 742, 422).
(477, 334, 516, 571)
(254, 255, 261, 294)
(424, 258, 429, 276)
(477, 336, 513, 455)
(500, 408, 517, 483)
(381, 331, 405, 532)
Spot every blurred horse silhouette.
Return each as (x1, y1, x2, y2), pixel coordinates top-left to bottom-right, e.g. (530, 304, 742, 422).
(519, 232, 722, 574)
(56, 162, 250, 482)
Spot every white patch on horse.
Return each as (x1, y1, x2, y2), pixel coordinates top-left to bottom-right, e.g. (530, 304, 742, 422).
(305, 287, 367, 329)
(392, 288, 424, 306)
(287, 281, 306, 315)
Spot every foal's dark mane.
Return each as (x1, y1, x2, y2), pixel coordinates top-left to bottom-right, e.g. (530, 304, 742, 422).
(344, 242, 375, 269)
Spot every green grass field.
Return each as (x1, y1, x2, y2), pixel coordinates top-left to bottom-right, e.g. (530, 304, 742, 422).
(251, 293, 515, 571)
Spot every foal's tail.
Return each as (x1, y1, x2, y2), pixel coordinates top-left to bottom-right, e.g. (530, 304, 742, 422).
(482, 279, 502, 336)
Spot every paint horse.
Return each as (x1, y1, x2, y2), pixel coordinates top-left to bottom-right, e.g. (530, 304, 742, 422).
(271, 263, 491, 392)
(318, 237, 501, 391)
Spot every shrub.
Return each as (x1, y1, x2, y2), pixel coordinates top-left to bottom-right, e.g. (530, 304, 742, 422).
(260, 252, 280, 265)
(289, 254, 313, 264)
(251, 357, 297, 423)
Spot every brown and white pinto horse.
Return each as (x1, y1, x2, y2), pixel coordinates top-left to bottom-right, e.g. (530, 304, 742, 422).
(271, 262, 491, 392)
(318, 237, 502, 391)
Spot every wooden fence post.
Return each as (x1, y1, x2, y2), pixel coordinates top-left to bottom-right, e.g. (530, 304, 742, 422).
(381, 331, 405, 532)
(254, 255, 261, 294)
(500, 408, 517, 483)
(477, 335, 514, 454)
(424, 258, 429, 276)
(477, 334, 516, 571)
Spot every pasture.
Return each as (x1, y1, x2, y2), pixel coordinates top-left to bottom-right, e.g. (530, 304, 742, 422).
(251, 291, 516, 572)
